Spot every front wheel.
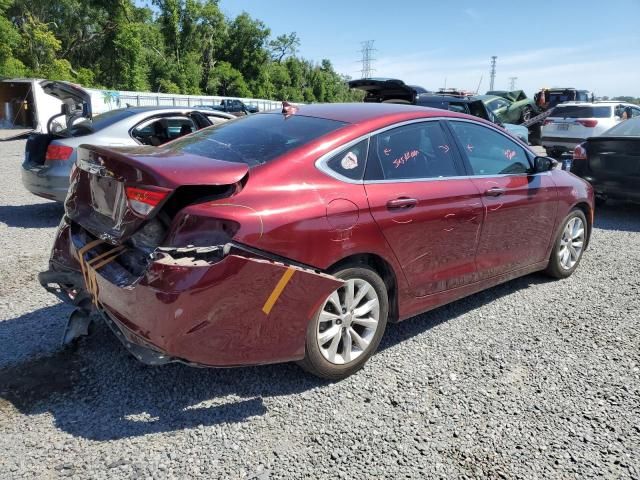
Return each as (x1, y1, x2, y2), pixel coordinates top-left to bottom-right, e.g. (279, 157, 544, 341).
(545, 209, 588, 279)
(521, 106, 533, 123)
(298, 266, 389, 380)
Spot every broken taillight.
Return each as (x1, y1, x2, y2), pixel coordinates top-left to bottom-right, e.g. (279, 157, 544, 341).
(576, 119, 598, 128)
(46, 144, 74, 161)
(125, 186, 170, 216)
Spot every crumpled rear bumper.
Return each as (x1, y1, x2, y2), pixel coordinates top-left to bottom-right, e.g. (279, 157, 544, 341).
(42, 220, 343, 367)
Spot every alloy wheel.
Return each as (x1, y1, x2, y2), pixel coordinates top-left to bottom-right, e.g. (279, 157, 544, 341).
(316, 278, 380, 365)
(558, 216, 585, 270)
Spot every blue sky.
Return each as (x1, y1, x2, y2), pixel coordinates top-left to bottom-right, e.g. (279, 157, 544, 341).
(218, 0, 640, 97)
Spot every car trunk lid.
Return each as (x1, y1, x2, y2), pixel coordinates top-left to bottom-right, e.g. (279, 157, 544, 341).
(66, 145, 249, 244)
(40, 80, 92, 123)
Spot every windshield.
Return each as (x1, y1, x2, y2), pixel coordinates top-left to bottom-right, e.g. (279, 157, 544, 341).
(551, 105, 612, 118)
(603, 118, 640, 136)
(161, 113, 347, 167)
(62, 108, 139, 137)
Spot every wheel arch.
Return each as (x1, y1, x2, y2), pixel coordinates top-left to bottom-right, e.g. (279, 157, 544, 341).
(325, 253, 400, 322)
(572, 201, 593, 248)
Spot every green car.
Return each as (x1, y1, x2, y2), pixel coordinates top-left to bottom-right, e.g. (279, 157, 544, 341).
(475, 90, 539, 124)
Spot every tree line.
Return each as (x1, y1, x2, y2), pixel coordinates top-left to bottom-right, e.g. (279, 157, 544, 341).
(0, 0, 364, 102)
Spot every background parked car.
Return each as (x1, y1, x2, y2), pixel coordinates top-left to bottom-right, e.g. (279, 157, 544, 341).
(197, 99, 259, 116)
(570, 117, 640, 205)
(478, 91, 540, 124)
(349, 79, 529, 143)
(534, 87, 594, 111)
(541, 101, 640, 157)
(21, 106, 234, 202)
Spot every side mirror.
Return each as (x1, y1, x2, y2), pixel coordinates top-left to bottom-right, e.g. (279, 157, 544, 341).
(533, 156, 558, 173)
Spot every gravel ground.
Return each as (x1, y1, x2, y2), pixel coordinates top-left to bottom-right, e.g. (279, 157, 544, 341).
(0, 133, 638, 479)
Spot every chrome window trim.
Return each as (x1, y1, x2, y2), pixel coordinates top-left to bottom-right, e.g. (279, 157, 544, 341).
(364, 171, 551, 185)
(314, 116, 539, 184)
(315, 117, 447, 184)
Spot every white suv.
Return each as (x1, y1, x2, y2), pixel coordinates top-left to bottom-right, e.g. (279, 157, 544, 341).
(541, 101, 640, 155)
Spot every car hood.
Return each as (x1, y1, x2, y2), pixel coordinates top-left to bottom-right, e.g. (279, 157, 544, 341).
(486, 90, 528, 102)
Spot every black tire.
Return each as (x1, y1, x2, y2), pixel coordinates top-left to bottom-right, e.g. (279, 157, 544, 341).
(521, 106, 532, 123)
(298, 266, 389, 380)
(545, 209, 588, 279)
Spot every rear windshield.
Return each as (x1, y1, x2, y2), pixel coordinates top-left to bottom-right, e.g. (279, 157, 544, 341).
(552, 106, 612, 118)
(603, 118, 640, 136)
(161, 113, 347, 166)
(63, 109, 139, 136)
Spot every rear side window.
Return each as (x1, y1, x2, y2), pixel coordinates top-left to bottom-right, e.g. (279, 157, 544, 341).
(366, 121, 460, 180)
(325, 140, 368, 181)
(449, 121, 530, 175)
(552, 106, 612, 118)
(162, 113, 346, 167)
(132, 116, 196, 146)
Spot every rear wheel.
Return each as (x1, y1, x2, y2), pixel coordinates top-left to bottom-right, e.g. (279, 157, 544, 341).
(545, 209, 588, 279)
(298, 266, 388, 380)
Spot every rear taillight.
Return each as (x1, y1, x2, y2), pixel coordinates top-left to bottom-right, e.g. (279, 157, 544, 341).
(543, 119, 553, 126)
(576, 119, 598, 128)
(46, 144, 74, 161)
(125, 186, 170, 216)
(573, 143, 587, 161)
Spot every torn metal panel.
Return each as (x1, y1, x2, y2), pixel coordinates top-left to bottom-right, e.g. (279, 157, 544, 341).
(94, 254, 342, 366)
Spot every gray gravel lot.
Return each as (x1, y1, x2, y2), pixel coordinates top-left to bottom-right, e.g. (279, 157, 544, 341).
(0, 133, 638, 479)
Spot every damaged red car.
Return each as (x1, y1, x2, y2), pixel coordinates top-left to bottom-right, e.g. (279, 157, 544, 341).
(41, 103, 594, 379)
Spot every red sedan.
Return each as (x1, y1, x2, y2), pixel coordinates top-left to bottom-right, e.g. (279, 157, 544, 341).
(41, 103, 594, 379)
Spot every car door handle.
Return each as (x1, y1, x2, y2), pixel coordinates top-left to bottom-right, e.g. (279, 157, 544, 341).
(386, 197, 418, 209)
(484, 187, 506, 197)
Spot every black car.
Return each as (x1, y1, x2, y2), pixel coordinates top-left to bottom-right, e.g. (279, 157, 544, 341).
(571, 117, 640, 204)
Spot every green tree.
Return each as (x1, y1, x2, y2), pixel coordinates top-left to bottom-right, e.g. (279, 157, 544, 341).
(269, 32, 300, 63)
(208, 61, 250, 97)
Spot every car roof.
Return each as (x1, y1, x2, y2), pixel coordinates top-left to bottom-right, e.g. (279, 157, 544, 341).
(418, 94, 474, 103)
(264, 102, 461, 124)
(117, 106, 221, 113)
(554, 102, 618, 106)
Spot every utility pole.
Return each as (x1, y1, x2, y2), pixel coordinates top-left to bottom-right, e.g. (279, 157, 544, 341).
(489, 56, 497, 91)
(359, 40, 376, 79)
(509, 76, 518, 90)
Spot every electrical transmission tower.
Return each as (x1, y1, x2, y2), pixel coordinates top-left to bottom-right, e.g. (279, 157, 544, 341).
(359, 40, 376, 79)
(489, 56, 497, 91)
(509, 77, 518, 90)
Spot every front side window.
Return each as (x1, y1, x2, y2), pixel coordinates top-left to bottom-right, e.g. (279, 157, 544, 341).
(448, 121, 530, 175)
(487, 98, 510, 111)
(366, 121, 460, 181)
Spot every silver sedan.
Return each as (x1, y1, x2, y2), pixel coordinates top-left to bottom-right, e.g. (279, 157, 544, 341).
(21, 107, 234, 202)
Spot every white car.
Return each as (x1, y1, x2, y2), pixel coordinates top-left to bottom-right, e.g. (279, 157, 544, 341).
(541, 101, 640, 156)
